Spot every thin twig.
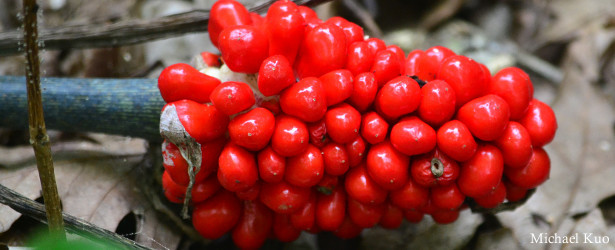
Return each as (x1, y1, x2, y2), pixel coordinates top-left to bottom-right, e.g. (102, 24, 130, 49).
(0, 0, 332, 56)
(0, 184, 150, 249)
(23, 0, 65, 239)
(342, 0, 383, 38)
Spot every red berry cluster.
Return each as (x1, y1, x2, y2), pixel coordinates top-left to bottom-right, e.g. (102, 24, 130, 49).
(157, 0, 558, 248)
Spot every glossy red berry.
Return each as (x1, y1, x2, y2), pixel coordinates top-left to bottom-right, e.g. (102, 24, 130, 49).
(430, 209, 459, 224)
(208, 0, 252, 48)
(280, 77, 327, 122)
(390, 116, 437, 156)
(192, 190, 241, 239)
(494, 121, 533, 168)
(326, 16, 364, 46)
(192, 175, 222, 203)
(458, 144, 504, 198)
(365, 37, 386, 56)
(473, 182, 506, 209)
(437, 55, 488, 108)
(379, 202, 403, 229)
(271, 115, 309, 157)
(361, 111, 389, 145)
(228, 107, 275, 151)
(386, 45, 406, 70)
(295, 23, 347, 78)
(232, 200, 273, 249)
(307, 118, 329, 148)
(345, 41, 375, 76)
(371, 50, 402, 87)
(320, 69, 354, 106)
(457, 94, 511, 141)
(436, 120, 477, 162)
(218, 25, 269, 74)
(403, 49, 423, 77)
(403, 209, 424, 223)
(413, 46, 456, 81)
(162, 139, 221, 186)
(389, 177, 429, 210)
(504, 180, 528, 202)
(235, 181, 261, 201)
(418, 79, 456, 127)
(322, 142, 350, 176)
(325, 103, 361, 144)
(257, 146, 286, 183)
(344, 163, 387, 204)
(505, 147, 550, 189)
(273, 213, 301, 242)
(316, 185, 346, 231)
(209, 81, 255, 116)
(158, 63, 221, 103)
(347, 72, 378, 112)
(162, 170, 187, 204)
(489, 67, 533, 120)
(345, 136, 367, 167)
(290, 191, 316, 230)
(375, 76, 421, 119)
(410, 149, 460, 188)
(285, 144, 325, 187)
(334, 215, 364, 239)
(430, 183, 465, 210)
(518, 99, 557, 147)
(217, 142, 259, 192)
(265, 0, 304, 64)
(260, 181, 311, 214)
(347, 198, 384, 228)
(163, 100, 229, 143)
(366, 140, 410, 190)
(258, 55, 295, 96)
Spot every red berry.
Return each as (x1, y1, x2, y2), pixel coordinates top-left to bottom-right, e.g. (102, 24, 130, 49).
(326, 16, 364, 46)
(208, 0, 252, 48)
(375, 76, 421, 119)
(163, 100, 229, 143)
(494, 121, 533, 168)
(192, 190, 241, 239)
(430, 209, 459, 224)
(280, 77, 327, 122)
(218, 25, 269, 74)
(158, 63, 221, 103)
(418, 79, 456, 127)
(232, 200, 273, 249)
(320, 69, 354, 106)
(365, 37, 386, 56)
(235, 181, 261, 201)
(489, 67, 533, 120)
(297, 5, 318, 21)
(162, 139, 221, 186)
(345, 41, 376, 76)
(307, 118, 329, 148)
(403, 209, 424, 223)
(437, 55, 488, 108)
(410, 149, 460, 188)
(192, 175, 222, 203)
(389, 177, 429, 210)
(260, 181, 311, 214)
(228, 107, 274, 151)
(413, 46, 456, 81)
(366, 140, 410, 190)
(257, 146, 286, 183)
(295, 23, 347, 78)
(505, 147, 550, 189)
(361, 111, 389, 145)
(209, 81, 255, 115)
(344, 163, 388, 204)
(316, 185, 346, 231)
(458, 144, 504, 197)
(347, 198, 384, 228)
(217, 142, 259, 192)
(290, 191, 317, 230)
(273, 213, 301, 242)
(390, 116, 437, 156)
(347, 72, 378, 112)
(518, 99, 557, 147)
(162, 170, 187, 204)
(504, 180, 528, 202)
(371, 50, 402, 87)
(386, 45, 406, 70)
(457, 94, 511, 141)
(473, 182, 506, 209)
(285, 144, 325, 187)
(199, 52, 221, 68)
(379, 202, 403, 229)
(322, 142, 350, 176)
(345, 136, 367, 167)
(334, 215, 363, 239)
(403, 49, 423, 77)
(325, 103, 361, 144)
(430, 183, 465, 210)
(265, 0, 304, 64)
(271, 115, 309, 157)
(436, 120, 477, 162)
(258, 55, 296, 96)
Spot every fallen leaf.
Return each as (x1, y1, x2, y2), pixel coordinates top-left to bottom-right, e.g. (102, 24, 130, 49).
(0, 133, 181, 250)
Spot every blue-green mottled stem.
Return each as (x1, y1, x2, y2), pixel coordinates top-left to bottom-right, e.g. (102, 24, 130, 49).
(0, 76, 165, 142)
